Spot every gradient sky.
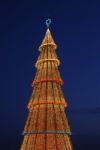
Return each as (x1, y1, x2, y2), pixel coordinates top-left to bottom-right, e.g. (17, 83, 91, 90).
(0, 0, 100, 149)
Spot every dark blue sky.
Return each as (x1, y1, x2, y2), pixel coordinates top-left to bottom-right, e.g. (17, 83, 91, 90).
(0, 0, 100, 149)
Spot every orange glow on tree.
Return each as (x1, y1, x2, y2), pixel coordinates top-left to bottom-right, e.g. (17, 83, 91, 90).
(20, 22, 73, 150)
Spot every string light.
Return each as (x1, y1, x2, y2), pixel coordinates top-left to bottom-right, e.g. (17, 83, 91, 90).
(32, 78, 64, 86)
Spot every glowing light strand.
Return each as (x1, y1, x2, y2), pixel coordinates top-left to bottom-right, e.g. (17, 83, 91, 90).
(32, 78, 64, 86)
(22, 130, 72, 135)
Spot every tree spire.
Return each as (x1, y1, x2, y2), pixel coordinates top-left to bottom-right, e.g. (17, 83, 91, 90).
(39, 19, 57, 51)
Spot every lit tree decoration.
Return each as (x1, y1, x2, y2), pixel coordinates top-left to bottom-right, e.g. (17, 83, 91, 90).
(20, 19, 73, 150)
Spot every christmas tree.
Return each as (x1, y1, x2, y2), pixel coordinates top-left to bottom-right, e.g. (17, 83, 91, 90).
(20, 19, 73, 150)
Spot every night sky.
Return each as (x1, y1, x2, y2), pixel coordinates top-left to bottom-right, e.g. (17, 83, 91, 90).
(0, 0, 100, 149)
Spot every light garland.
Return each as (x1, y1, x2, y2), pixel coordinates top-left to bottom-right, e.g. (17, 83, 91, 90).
(22, 130, 72, 135)
(32, 78, 64, 86)
(29, 100, 67, 107)
(35, 58, 60, 67)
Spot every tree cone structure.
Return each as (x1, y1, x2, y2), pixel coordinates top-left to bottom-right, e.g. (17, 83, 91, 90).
(20, 29, 73, 150)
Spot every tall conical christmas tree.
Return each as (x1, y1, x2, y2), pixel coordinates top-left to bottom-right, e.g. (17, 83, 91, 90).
(20, 19, 73, 150)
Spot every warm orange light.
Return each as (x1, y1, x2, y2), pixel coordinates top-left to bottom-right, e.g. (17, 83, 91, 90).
(20, 27, 73, 150)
